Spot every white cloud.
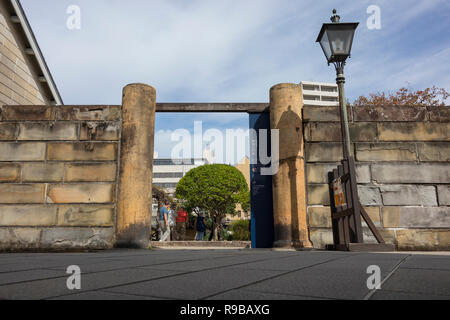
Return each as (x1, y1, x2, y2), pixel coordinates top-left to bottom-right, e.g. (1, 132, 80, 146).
(21, 0, 450, 106)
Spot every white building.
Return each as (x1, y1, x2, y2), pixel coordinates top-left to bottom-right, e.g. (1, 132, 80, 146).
(153, 151, 212, 196)
(301, 81, 339, 106)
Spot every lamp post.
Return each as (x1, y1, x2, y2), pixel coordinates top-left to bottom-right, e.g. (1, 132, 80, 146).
(316, 9, 358, 159)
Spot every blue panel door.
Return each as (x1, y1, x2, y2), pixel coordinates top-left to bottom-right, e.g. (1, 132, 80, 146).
(249, 113, 274, 248)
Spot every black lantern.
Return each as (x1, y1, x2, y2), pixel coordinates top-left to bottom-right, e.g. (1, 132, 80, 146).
(316, 9, 358, 65)
(315, 9, 359, 159)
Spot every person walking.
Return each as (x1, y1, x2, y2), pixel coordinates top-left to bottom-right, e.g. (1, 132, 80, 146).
(159, 201, 170, 241)
(194, 212, 206, 241)
(168, 205, 176, 241)
(175, 207, 188, 241)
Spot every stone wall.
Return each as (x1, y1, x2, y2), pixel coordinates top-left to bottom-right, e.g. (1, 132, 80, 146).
(0, 105, 121, 251)
(304, 105, 450, 250)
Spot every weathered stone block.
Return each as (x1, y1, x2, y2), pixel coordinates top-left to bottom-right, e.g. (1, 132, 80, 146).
(0, 184, 45, 203)
(356, 165, 371, 184)
(428, 106, 450, 122)
(18, 123, 77, 141)
(56, 106, 121, 121)
(0, 205, 56, 226)
(307, 184, 329, 205)
(378, 228, 397, 245)
(40, 227, 114, 249)
(306, 143, 354, 162)
(310, 122, 377, 142)
(361, 207, 381, 227)
(303, 106, 348, 122)
(378, 123, 450, 141)
(358, 186, 382, 205)
(380, 185, 437, 206)
(417, 143, 450, 162)
(382, 207, 450, 228)
(0, 163, 20, 182)
(307, 206, 331, 228)
(57, 205, 114, 227)
(438, 185, 450, 206)
(306, 164, 335, 184)
(47, 143, 117, 161)
(0, 227, 42, 250)
(0, 106, 56, 121)
(0, 142, 46, 161)
(436, 230, 450, 249)
(47, 184, 115, 203)
(306, 163, 370, 184)
(65, 163, 117, 182)
(362, 227, 378, 244)
(80, 122, 120, 141)
(0, 123, 17, 140)
(356, 143, 417, 161)
(309, 228, 333, 249)
(22, 163, 64, 182)
(396, 229, 437, 250)
(372, 164, 450, 183)
(353, 106, 427, 122)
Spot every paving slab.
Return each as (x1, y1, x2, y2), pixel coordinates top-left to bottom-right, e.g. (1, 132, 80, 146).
(207, 288, 333, 300)
(0, 250, 449, 300)
(240, 253, 409, 300)
(48, 290, 166, 300)
(0, 269, 66, 285)
(137, 254, 295, 272)
(370, 289, 450, 300)
(399, 255, 450, 271)
(0, 268, 182, 300)
(105, 267, 285, 300)
(381, 268, 450, 297)
(229, 252, 349, 271)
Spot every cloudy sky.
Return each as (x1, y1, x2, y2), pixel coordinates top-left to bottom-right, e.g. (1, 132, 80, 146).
(21, 0, 450, 162)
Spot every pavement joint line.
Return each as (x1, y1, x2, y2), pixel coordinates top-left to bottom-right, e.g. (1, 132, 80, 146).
(367, 288, 450, 298)
(225, 287, 340, 300)
(199, 253, 365, 300)
(363, 254, 412, 301)
(0, 255, 251, 286)
(46, 289, 176, 301)
(40, 253, 300, 300)
(97, 289, 181, 301)
(399, 266, 450, 272)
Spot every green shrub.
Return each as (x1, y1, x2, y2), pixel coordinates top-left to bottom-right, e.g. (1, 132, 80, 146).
(229, 220, 250, 241)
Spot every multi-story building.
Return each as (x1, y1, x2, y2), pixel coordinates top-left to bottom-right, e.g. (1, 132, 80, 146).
(0, 0, 62, 106)
(153, 158, 211, 196)
(301, 81, 338, 106)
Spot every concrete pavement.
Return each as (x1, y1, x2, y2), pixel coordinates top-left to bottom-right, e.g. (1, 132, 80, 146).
(0, 249, 449, 300)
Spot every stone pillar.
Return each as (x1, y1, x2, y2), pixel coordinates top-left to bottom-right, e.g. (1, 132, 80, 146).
(116, 83, 156, 248)
(270, 83, 312, 249)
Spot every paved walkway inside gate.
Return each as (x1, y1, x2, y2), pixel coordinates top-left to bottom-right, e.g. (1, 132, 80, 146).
(0, 249, 449, 300)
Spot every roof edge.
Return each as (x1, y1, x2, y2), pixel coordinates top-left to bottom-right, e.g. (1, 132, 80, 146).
(10, 0, 63, 105)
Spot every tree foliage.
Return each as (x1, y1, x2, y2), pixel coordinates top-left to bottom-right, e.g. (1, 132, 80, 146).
(175, 164, 249, 240)
(152, 185, 174, 207)
(353, 86, 449, 107)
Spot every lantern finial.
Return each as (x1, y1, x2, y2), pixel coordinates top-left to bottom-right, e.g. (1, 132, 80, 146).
(331, 9, 340, 23)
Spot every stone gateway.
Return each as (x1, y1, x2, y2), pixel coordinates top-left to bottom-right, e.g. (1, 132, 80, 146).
(0, 83, 449, 251)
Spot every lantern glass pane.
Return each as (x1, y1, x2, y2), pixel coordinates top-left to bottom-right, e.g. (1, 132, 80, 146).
(319, 31, 332, 61)
(327, 28, 355, 57)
